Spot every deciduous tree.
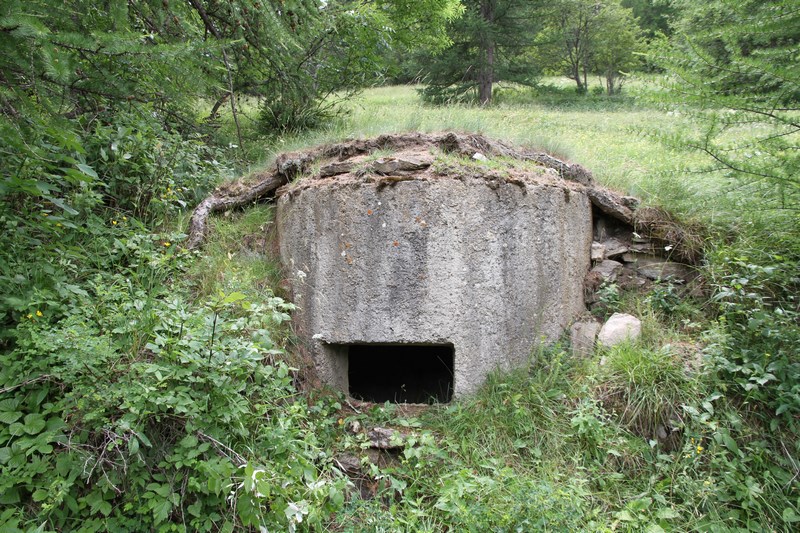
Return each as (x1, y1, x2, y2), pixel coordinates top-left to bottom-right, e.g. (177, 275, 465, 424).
(537, 0, 642, 95)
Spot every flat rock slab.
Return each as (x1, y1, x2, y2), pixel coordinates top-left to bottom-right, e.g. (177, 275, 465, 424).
(571, 320, 600, 358)
(587, 188, 634, 224)
(601, 238, 629, 258)
(638, 262, 693, 282)
(319, 161, 354, 178)
(371, 156, 432, 175)
(598, 313, 642, 348)
(591, 260, 623, 283)
(367, 427, 406, 450)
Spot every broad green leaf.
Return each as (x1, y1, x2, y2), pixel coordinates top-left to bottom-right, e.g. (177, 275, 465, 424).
(76, 163, 98, 179)
(23, 414, 46, 435)
(656, 507, 680, 519)
(152, 498, 171, 524)
(0, 486, 20, 504)
(98, 501, 112, 517)
(222, 292, 247, 305)
(0, 411, 22, 424)
(44, 196, 79, 215)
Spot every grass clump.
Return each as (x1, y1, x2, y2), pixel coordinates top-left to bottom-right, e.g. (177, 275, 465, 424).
(596, 343, 699, 444)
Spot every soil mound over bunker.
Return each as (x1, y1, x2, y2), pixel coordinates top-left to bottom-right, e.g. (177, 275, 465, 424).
(187, 132, 698, 402)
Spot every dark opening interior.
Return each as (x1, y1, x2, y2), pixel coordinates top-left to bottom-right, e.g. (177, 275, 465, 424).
(346, 344, 454, 404)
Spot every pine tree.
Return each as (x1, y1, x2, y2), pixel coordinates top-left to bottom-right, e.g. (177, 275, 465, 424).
(420, 0, 544, 105)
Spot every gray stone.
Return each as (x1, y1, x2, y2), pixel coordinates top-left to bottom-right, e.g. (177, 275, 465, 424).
(621, 196, 640, 210)
(472, 152, 488, 161)
(371, 157, 431, 175)
(598, 313, 642, 348)
(319, 161, 354, 178)
(638, 262, 692, 282)
(630, 241, 657, 254)
(591, 260, 623, 283)
(591, 242, 605, 261)
(367, 427, 405, 450)
(277, 171, 592, 398)
(334, 454, 362, 474)
(587, 188, 634, 225)
(571, 320, 600, 358)
(602, 238, 629, 258)
(621, 252, 662, 264)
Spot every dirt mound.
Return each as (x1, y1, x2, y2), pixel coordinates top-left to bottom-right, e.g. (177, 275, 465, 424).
(187, 132, 620, 249)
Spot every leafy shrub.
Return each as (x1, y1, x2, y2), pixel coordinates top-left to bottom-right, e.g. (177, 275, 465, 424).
(706, 249, 800, 429)
(0, 228, 346, 531)
(432, 464, 587, 531)
(84, 113, 227, 221)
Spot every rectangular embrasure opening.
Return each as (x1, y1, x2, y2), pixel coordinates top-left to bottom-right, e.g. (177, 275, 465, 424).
(344, 344, 454, 404)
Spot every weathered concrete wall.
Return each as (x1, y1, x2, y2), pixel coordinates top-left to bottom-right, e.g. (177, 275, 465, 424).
(277, 172, 593, 398)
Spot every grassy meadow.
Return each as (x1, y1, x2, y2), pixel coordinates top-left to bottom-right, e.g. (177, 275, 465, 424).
(228, 80, 746, 228)
(190, 80, 799, 531)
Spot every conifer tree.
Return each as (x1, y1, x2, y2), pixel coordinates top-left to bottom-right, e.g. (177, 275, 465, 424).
(420, 0, 544, 105)
(655, 0, 800, 213)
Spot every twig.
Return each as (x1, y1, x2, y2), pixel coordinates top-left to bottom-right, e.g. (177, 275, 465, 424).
(197, 430, 246, 466)
(0, 374, 51, 394)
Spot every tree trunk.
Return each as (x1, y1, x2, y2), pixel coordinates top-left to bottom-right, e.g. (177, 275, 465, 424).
(207, 93, 230, 120)
(478, 0, 495, 106)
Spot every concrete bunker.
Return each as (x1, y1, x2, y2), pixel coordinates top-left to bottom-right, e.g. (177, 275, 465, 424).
(186, 133, 698, 403)
(274, 133, 613, 400)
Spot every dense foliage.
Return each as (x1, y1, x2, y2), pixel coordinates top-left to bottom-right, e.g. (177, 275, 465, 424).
(417, 0, 543, 104)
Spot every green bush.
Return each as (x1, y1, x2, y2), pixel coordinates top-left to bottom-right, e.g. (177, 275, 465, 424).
(597, 343, 699, 442)
(0, 228, 347, 531)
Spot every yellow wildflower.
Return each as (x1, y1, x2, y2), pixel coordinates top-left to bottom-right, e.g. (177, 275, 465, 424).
(163, 242, 171, 247)
(112, 220, 118, 225)
(696, 445, 703, 454)
(26, 313, 33, 319)
(36, 310, 43, 317)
